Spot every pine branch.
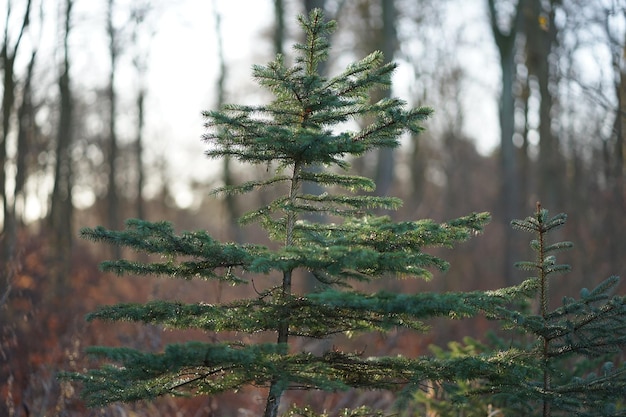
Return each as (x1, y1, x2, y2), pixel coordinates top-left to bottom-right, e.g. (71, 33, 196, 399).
(296, 171, 375, 192)
(210, 175, 290, 196)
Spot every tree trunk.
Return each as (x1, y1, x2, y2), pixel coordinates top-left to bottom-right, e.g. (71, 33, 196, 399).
(519, 68, 531, 202)
(525, 0, 560, 210)
(212, 3, 242, 243)
(374, 0, 397, 199)
(15, 51, 37, 226)
(263, 162, 301, 417)
(273, 0, 285, 56)
(488, 0, 523, 286)
(130, 3, 153, 221)
(135, 88, 145, 220)
(106, 0, 121, 258)
(1, 0, 32, 296)
(48, 0, 74, 297)
(304, 0, 326, 14)
(605, 10, 626, 280)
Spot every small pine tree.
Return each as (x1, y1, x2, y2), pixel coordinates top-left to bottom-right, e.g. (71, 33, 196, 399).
(413, 203, 626, 416)
(62, 10, 525, 417)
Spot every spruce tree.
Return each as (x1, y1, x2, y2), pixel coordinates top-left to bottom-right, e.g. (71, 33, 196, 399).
(63, 10, 519, 416)
(413, 203, 626, 416)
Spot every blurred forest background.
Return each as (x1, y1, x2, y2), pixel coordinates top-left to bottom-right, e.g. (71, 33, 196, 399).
(1, 0, 625, 415)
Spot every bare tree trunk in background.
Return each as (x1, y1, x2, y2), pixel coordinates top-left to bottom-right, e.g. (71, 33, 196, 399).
(135, 88, 145, 219)
(304, 0, 326, 15)
(518, 68, 531, 202)
(130, 4, 150, 221)
(616, 49, 626, 188)
(409, 134, 427, 210)
(525, 0, 561, 210)
(212, 2, 242, 243)
(373, 0, 397, 199)
(605, 8, 626, 279)
(49, 0, 74, 297)
(106, 0, 121, 258)
(1, 0, 32, 300)
(274, 0, 285, 57)
(609, 61, 626, 282)
(15, 51, 36, 228)
(342, 0, 396, 200)
(488, 0, 523, 286)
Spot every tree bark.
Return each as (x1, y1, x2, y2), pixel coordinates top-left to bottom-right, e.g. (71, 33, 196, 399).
(273, 0, 285, 56)
(106, 0, 121, 258)
(135, 88, 145, 219)
(48, 0, 74, 296)
(130, 3, 153, 221)
(1, 0, 32, 296)
(15, 51, 37, 226)
(263, 162, 301, 417)
(212, 3, 243, 243)
(487, 0, 523, 285)
(374, 0, 397, 199)
(525, 0, 560, 210)
(604, 8, 626, 280)
(304, 0, 326, 14)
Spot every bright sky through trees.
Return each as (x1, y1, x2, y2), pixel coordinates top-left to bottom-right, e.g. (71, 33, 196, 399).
(142, 0, 501, 206)
(4, 0, 507, 218)
(4, 0, 579, 217)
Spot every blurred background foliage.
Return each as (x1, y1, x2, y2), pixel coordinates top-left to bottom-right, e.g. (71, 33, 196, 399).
(1, 0, 624, 415)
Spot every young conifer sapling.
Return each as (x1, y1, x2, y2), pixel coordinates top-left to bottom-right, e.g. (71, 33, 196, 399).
(63, 10, 511, 417)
